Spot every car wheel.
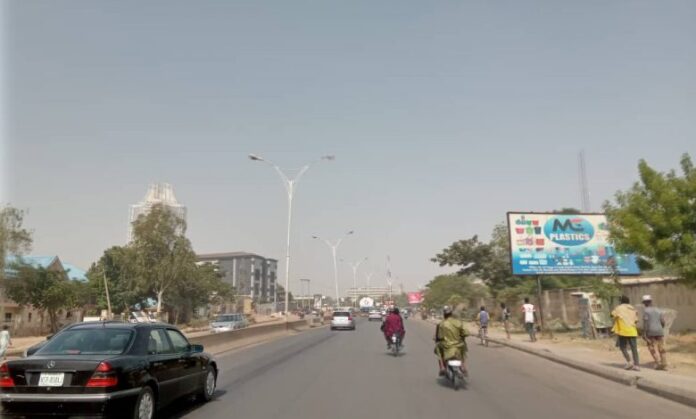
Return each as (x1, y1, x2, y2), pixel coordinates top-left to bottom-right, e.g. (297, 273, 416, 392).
(199, 368, 216, 402)
(133, 386, 155, 419)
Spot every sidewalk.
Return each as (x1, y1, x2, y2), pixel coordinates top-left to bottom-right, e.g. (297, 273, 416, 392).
(471, 322, 696, 408)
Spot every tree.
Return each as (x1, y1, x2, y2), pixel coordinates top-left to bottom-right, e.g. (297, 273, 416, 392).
(605, 153, 696, 285)
(432, 223, 517, 297)
(130, 204, 196, 313)
(5, 265, 89, 332)
(0, 205, 32, 278)
(168, 263, 234, 323)
(422, 274, 489, 311)
(87, 246, 145, 315)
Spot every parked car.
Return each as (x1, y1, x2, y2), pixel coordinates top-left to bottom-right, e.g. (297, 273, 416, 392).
(368, 309, 383, 321)
(1, 322, 218, 419)
(210, 313, 248, 333)
(330, 310, 355, 331)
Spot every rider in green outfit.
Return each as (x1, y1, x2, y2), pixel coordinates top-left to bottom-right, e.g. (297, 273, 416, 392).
(434, 305, 468, 377)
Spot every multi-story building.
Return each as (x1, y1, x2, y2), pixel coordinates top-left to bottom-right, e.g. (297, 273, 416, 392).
(129, 183, 187, 241)
(196, 252, 278, 303)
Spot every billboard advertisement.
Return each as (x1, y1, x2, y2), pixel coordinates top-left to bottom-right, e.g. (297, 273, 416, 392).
(507, 212, 641, 276)
(407, 292, 423, 305)
(359, 297, 375, 308)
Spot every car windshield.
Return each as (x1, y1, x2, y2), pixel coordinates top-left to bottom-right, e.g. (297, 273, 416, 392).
(215, 315, 238, 322)
(333, 312, 350, 317)
(38, 328, 134, 355)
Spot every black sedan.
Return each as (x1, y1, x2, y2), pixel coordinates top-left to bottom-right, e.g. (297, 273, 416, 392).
(1, 322, 218, 419)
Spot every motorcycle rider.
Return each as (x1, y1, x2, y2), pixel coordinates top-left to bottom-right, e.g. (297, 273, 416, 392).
(382, 306, 406, 349)
(434, 305, 468, 377)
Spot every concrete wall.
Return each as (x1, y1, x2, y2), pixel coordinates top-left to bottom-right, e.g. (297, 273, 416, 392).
(622, 280, 696, 333)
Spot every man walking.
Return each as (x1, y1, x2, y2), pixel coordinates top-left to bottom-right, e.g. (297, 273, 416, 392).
(612, 295, 640, 371)
(522, 298, 537, 342)
(642, 295, 667, 370)
(0, 325, 12, 361)
(500, 302, 511, 340)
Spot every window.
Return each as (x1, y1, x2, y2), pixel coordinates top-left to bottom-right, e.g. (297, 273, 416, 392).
(39, 328, 134, 355)
(148, 329, 173, 355)
(4, 313, 11, 322)
(28, 313, 32, 323)
(166, 329, 190, 353)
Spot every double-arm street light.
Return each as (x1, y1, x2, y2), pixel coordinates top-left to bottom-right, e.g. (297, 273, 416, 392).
(313, 231, 354, 305)
(249, 153, 334, 321)
(341, 257, 368, 307)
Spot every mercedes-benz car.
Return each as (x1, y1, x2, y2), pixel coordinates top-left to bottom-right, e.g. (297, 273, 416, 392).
(1, 322, 218, 419)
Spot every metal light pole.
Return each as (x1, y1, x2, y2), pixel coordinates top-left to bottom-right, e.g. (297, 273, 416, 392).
(300, 279, 310, 310)
(365, 272, 374, 294)
(249, 153, 334, 322)
(313, 231, 354, 305)
(342, 257, 367, 307)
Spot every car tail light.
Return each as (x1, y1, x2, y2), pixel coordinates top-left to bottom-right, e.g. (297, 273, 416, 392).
(86, 362, 118, 388)
(348, 315, 353, 321)
(0, 362, 15, 387)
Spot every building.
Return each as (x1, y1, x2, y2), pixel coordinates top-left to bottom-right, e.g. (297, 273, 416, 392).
(196, 252, 278, 303)
(2, 255, 87, 336)
(129, 183, 187, 241)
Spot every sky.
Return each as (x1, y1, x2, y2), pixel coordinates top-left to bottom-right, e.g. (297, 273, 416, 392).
(2, 0, 695, 297)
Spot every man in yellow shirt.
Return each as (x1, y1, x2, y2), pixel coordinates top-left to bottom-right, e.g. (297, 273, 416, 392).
(611, 295, 640, 371)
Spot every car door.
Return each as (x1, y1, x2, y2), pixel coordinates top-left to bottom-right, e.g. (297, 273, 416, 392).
(165, 328, 201, 395)
(146, 328, 183, 405)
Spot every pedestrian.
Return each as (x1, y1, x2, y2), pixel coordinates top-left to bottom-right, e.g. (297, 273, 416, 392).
(0, 325, 12, 361)
(642, 295, 667, 370)
(611, 295, 640, 371)
(522, 298, 537, 342)
(500, 302, 511, 340)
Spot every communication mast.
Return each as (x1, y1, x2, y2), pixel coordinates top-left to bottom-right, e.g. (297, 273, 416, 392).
(578, 151, 591, 212)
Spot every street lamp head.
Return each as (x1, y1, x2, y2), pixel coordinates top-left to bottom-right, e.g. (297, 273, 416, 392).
(312, 235, 319, 239)
(248, 154, 265, 162)
(347, 230, 355, 235)
(321, 155, 336, 161)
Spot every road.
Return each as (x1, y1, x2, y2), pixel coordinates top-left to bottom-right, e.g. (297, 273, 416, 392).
(169, 318, 695, 419)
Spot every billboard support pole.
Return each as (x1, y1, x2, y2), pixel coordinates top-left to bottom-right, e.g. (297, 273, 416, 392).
(536, 276, 553, 339)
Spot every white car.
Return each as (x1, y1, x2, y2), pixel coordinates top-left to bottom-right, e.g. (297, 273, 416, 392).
(330, 310, 356, 330)
(210, 313, 248, 333)
(368, 310, 382, 321)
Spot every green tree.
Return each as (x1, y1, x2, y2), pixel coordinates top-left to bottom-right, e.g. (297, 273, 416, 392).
(86, 246, 144, 315)
(605, 153, 696, 285)
(422, 274, 489, 311)
(5, 265, 89, 332)
(130, 204, 196, 313)
(168, 263, 234, 323)
(432, 223, 516, 297)
(0, 205, 33, 277)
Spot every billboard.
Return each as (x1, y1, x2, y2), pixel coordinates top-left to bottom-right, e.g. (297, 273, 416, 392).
(359, 297, 375, 308)
(507, 212, 641, 276)
(407, 292, 423, 304)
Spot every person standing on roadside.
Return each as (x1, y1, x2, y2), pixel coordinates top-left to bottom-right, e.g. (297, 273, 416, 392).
(612, 295, 640, 371)
(500, 302, 511, 340)
(522, 298, 537, 342)
(642, 295, 667, 370)
(0, 325, 12, 361)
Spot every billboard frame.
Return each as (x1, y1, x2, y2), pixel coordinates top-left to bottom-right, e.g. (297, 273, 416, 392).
(506, 211, 641, 278)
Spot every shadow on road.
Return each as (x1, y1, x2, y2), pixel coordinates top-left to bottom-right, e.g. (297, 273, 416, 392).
(162, 391, 228, 419)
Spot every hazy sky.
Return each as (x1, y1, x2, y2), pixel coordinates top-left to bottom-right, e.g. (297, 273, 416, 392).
(2, 0, 695, 296)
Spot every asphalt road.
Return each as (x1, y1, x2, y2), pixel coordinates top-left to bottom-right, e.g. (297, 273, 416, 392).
(170, 318, 695, 419)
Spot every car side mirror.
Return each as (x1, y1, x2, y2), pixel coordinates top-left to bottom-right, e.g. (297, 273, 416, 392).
(190, 344, 204, 353)
(46, 335, 54, 341)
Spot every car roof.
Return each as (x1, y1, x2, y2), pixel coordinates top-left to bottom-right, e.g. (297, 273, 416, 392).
(67, 321, 173, 331)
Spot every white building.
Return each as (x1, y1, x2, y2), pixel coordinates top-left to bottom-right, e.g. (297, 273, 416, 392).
(128, 183, 187, 241)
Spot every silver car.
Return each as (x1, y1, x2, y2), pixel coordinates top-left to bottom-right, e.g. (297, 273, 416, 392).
(368, 309, 382, 321)
(211, 313, 248, 333)
(330, 310, 355, 330)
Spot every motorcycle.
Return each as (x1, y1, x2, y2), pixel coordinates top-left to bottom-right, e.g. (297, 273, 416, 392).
(445, 359, 466, 390)
(391, 333, 402, 356)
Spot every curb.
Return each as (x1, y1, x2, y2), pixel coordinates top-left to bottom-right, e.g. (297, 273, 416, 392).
(636, 378, 696, 409)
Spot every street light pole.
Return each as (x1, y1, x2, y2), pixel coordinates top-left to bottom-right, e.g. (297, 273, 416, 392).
(249, 153, 334, 323)
(342, 257, 367, 307)
(313, 231, 354, 305)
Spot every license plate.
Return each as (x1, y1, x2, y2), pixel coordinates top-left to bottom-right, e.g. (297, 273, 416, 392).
(38, 373, 65, 387)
